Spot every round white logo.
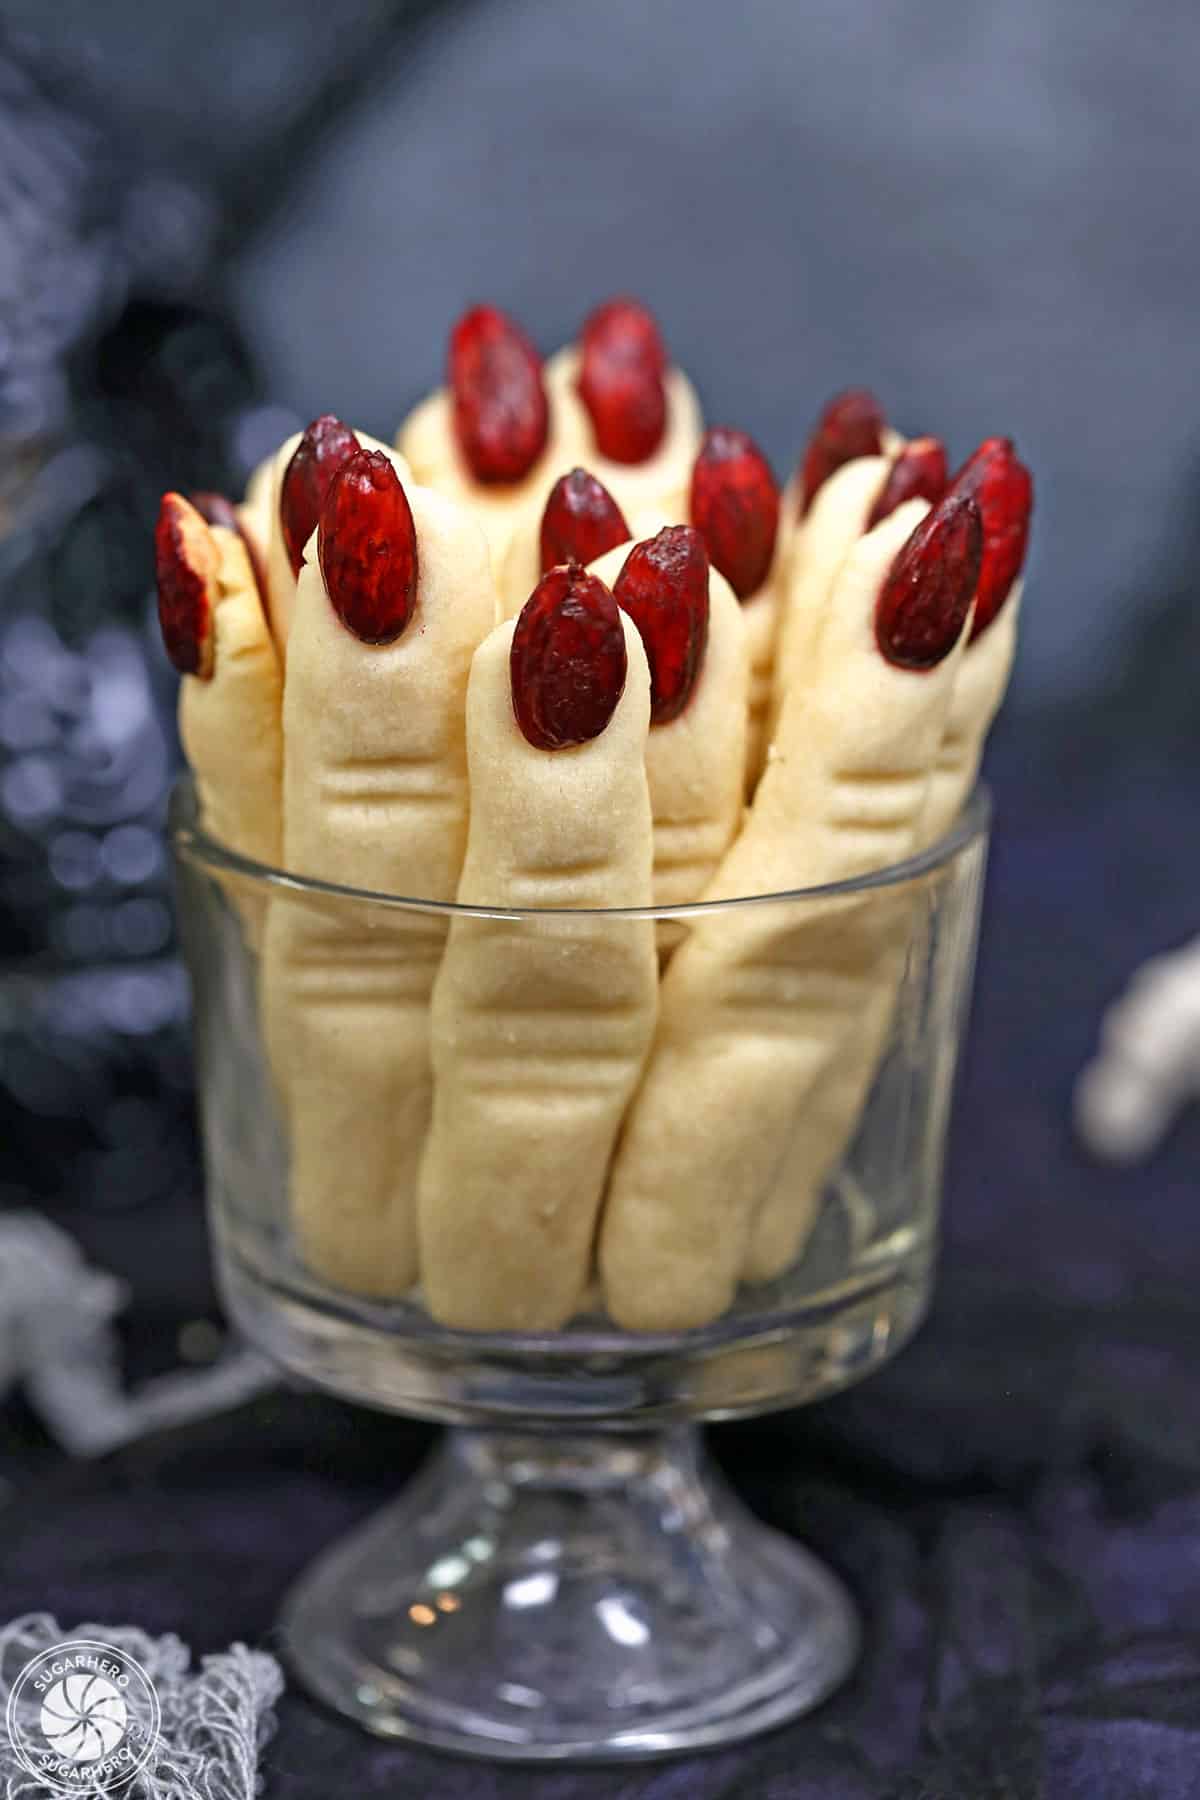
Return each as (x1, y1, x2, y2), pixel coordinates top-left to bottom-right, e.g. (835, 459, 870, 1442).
(6, 1639, 160, 1792)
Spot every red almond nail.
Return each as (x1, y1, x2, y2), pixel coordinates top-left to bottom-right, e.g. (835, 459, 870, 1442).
(798, 388, 887, 516)
(949, 437, 1034, 640)
(318, 449, 419, 645)
(614, 526, 710, 725)
(190, 488, 272, 630)
(578, 297, 668, 463)
(449, 305, 549, 485)
(510, 564, 627, 749)
(155, 492, 221, 678)
(875, 492, 982, 670)
(281, 415, 361, 576)
(539, 468, 631, 573)
(581, 296, 668, 374)
(689, 427, 780, 600)
(866, 438, 949, 529)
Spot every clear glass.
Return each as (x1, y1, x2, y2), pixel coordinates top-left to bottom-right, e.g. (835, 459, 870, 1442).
(170, 778, 989, 1762)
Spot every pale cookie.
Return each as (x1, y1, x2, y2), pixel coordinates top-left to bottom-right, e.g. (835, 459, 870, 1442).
(260, 483, 495, 1298)
(496, 471, 636, 624)
(543, 346, 702, 525)
(920, 582, 1021, 844)
(418, 611, 657, 1331)
(766, 455, 891, 753)
(745, 581, 1020, 1283)
(178, 523, 283, 945)
(264, 428, 410, 655)
(741, 521, 790, 797)
(588, 540, 748, 911)
(599, 499, 972, 1331)
(397, 386, 584, 580)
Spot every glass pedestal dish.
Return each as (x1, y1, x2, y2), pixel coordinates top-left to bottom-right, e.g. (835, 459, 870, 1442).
(171, 780, 988, 1762)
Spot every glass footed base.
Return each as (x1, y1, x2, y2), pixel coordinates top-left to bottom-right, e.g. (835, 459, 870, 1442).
(281, 1424, 858, 1762)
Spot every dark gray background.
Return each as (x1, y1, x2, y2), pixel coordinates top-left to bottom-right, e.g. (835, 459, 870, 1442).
(15, 0, 1200, 713)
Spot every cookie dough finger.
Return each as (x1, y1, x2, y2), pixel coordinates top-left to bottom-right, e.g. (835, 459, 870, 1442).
(746, 440, 1031, 1282)
(399, 304, 586, 577)
(155, 493, 282, 944)
(261, 457, 494, 1297)
(688, 427, 782, 795)
(600, 493, 981, 1331)
(594, 529, 747, 917)
(542, 297, 702, 526)
(264, 418, 410, 654)
(498, 466, 632, 622)
(419, 579, 656, 1331)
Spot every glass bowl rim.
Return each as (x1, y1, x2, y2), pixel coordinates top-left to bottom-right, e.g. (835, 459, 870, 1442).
(169, 777, 990, 922)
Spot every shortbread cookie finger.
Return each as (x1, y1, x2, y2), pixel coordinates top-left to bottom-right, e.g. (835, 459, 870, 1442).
(511, 513, 745, 916)
(189, 489, 273, 644)
(744, 592, 1022, 1284)
(264, 417, 410, 654)
(499, 466, 632, 621)
(768, 439, 947, 746)
(593, 527, 747, 912)
(261, 453, 494, 1297)
(155, 493, 282, 942)
(794, 389, 896, 518)
(542, 297, 703, 524)
(419, 572, 656, 1330)
(920, 438, 1032, 840)
(768, 456, 889, 747)
(398, 305, 585, 575)
(770, 389, 901, 723)
(599, 491, 982, 1331)
(688, 427, 781, 793)
(745, 439, 1032, 1282)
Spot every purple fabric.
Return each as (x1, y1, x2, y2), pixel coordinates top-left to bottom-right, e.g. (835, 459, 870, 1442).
(5, 738, 1200, 1797)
